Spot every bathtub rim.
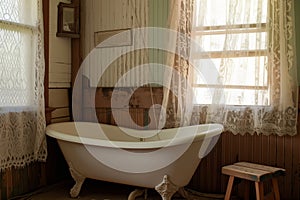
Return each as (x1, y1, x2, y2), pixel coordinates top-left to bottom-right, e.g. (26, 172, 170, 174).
(46, 122, 223, 149)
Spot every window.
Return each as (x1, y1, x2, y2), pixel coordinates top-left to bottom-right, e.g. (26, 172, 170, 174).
(0, 0, 47, 172)
(192, 0, 269, 106)
(0, 0, 38, 107)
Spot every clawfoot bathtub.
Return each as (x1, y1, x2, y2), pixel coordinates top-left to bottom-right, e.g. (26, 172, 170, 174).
(46, 122, 223, 200)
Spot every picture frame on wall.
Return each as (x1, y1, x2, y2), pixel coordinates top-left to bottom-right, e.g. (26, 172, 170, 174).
(94, 29, 132, 48)
(57, 2, 80, 38)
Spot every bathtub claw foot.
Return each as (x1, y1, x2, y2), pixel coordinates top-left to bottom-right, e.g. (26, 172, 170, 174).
(69, 163, 86, 198)
(155, 175, 178, 200)
(128, 188, 147, 200)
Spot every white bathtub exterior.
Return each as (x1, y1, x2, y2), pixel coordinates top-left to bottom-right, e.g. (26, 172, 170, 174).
(46, 122, 223, 198)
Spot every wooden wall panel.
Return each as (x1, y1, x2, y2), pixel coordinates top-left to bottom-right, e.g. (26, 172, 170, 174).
(292, 130, 300, 198)
(83, 87, 163, 129)
(48, 0, 72, 122)
(284, 136, 293, 197)
(0, 163, 46, 200)
(49, 88, 71, 123)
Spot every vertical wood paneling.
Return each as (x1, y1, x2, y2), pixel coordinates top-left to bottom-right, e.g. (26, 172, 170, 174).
(220, 132, 229, 192)
(231, 134, 238, 163)
(269, 135, 277, 166)
(83, 0, 166, 88)
(198, 154, 208, 190)
(5, 171, 12, 199)
(284, 136, 293, 198)
(253, 134, 262, 163)
(101, 0, 108, 30)
(14, 169, 21, 196)
(260, 135, 271, 194)
(238, 135, 245, 161)
(221, 132, 228, 164)
(231, 134, 239, 195)
(276, 135, 285, 192)
(0, 163, 47, 200)
(261, 134, 269, 164)
(214, 138, 223, 192)
(0, 173, 2, 200)
(208, 139, 221, 192)
(292, 128, 300, 198)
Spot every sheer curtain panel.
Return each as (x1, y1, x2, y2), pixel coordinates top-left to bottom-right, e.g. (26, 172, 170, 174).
(160, 0, 196, 128)
(191, 0, 298, 136)
(162, 0, 298, 136)
(0, 0, 47, 170)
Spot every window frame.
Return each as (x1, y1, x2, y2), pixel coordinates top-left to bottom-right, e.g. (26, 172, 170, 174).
(0, 4, 38, 109)
(191, 21, 270, 106)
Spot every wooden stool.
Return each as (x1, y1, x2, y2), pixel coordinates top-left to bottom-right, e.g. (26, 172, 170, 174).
(222, 162, 285, 200)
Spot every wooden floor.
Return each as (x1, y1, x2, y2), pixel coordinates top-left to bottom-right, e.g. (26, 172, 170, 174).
(10, 179, 225, 200)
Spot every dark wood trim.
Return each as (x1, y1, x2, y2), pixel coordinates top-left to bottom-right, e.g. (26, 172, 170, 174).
(193, 23, 267, 32)
(70, 35, 82, 121)
(43, 0, 55, 125)
(45, 107, 56, 125)
(70, 0, 82, 121)
(43, 0, 49, 108)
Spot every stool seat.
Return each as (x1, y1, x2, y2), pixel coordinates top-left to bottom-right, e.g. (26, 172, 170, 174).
(222, 162, 285, 200)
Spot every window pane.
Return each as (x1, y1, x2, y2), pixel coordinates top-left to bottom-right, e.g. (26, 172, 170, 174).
(192, 32, 267, 52)
(194, 0, 268, 27)
(193, 57, 268, 87)
(0, 0, 38, 26)
(193, 0, 269, 106)
(194, 88, 269, 105)
(0, 26, 34, 107)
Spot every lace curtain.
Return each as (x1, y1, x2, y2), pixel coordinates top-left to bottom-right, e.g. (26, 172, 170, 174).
(163, 0, 298, 136)
(161, 0, 196, 128)
(0, 0, 47, 171)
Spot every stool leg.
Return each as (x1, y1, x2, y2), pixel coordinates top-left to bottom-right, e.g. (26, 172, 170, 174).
(272, 178, 280, 200)
(255, 182, 264, 200)
(225, 176, 235, 200)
